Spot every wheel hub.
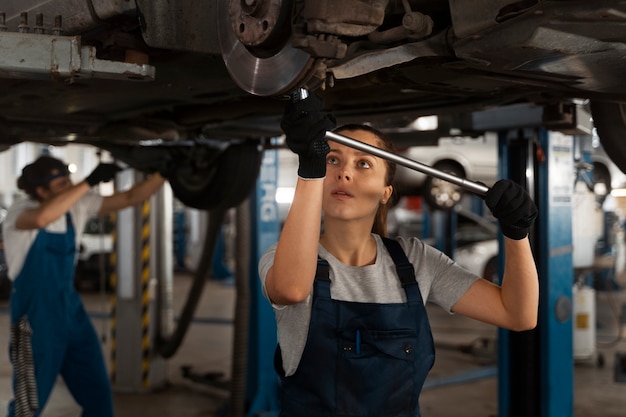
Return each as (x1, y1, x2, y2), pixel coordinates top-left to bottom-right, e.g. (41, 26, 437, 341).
(429, 178, 463, 210)
(218, 0, 317, 96)
(229, 0, 284, 50)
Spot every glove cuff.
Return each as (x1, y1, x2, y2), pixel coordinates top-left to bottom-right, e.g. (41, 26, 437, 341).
(500, 224, 529, 240)
(297, 155, 327, 179)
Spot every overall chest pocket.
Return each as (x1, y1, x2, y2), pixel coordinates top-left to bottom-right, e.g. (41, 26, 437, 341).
(45, 237, 75, 256)
(336, 328, 418, 417)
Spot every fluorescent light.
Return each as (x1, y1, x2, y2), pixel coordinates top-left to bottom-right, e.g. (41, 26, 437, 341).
(275, 187, 295, 204)
(410, 115, 438, 131)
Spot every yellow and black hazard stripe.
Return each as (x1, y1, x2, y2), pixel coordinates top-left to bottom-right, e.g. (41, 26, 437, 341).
(140, 200, 151, 389)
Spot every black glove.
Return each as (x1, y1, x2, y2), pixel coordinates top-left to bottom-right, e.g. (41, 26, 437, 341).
(280, 94, 336, 179)
(485, 179, 537, 240)
(85, 163, 123, 187)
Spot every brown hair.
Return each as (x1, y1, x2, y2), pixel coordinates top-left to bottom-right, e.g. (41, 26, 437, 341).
(17, 156, 69, 200)
(332, 124, 396, 237)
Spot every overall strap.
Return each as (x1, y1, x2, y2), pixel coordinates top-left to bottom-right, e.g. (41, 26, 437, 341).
(315, 258, 331, 282)
(381, 237, 416, 287)
(65, 212, 74, 229)
(313, 258, 332, 299)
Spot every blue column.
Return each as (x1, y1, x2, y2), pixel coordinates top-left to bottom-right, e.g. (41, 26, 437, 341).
(537, 130, 574, 417)
(497, 129, 574, 417)
(246, 147, 281, 417)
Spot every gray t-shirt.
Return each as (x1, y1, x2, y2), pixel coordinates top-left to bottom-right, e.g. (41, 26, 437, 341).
(258, 234, 480, 376)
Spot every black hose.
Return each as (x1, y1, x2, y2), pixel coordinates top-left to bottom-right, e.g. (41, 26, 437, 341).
(156, 207, 226, 358)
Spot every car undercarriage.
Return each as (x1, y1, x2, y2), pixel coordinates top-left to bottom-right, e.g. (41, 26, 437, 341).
(1, 0, 626, 209)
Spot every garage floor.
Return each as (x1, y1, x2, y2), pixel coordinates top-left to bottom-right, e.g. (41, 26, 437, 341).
(0, 272, 625, 417)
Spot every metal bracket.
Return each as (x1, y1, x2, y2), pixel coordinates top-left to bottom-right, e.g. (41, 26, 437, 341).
(0, 31, 155, 82)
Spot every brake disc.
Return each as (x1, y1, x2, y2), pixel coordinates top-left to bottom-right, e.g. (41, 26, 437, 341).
(217, 0, 317, 97)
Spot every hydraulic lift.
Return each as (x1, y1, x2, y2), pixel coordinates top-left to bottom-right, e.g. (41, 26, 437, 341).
(497, 127, 574, 417)
(109, 169, 172, 392)
(473, 104, 592, 417)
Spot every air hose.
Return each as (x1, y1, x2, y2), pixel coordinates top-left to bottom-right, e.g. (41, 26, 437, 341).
(11, 317, 38, 417)
(155, 207, 225, 358)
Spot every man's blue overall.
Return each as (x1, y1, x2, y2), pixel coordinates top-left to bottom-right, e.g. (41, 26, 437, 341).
(7, 213, 113, 417)
(275, 238, 435, 417)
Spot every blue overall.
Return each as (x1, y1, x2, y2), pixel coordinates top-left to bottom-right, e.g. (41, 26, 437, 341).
(7, 213, 113, 417)
(275, 238, 435, 417)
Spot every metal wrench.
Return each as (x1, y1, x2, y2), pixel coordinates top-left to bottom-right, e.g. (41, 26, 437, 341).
(293, 88, 490, 197)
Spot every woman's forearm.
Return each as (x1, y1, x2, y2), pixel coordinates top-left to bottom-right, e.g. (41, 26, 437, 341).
(266, 178, 324, 304)
(500, 237, 539, 329)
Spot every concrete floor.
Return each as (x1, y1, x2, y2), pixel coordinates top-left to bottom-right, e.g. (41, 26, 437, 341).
(0, 272, 625, 417)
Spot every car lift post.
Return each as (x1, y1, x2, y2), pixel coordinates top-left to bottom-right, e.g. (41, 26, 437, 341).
(473, 103, 591, 417)
(499, 127, 576, 417)
(109, 169, 170, 392)
(245, 143, 281, 416)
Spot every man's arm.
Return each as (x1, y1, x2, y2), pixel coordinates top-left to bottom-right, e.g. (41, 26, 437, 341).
(97, 173, 166, 215)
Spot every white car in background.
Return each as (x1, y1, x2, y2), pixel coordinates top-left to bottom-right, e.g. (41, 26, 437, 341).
(454, 228, 500, 284)
(390, 201, 500, 283)
(394, 133, 498, 210)
(455, 238, 499, 283)
(453, 209, 499, 284)
(394, 130, 626, 211)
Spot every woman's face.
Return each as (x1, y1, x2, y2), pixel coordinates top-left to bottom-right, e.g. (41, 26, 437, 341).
(322, 129, 393, 224)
